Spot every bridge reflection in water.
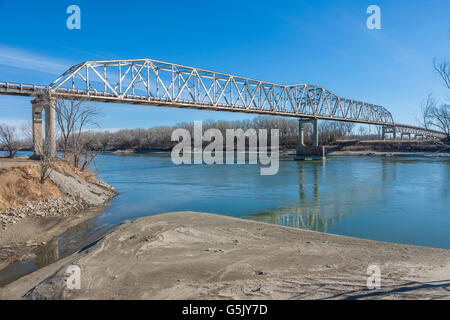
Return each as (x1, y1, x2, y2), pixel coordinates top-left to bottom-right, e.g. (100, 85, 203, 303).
(245, 159, 399, 232)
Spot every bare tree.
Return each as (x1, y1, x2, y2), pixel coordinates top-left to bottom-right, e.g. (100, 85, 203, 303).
(429, 104, 450, 137)
(70, 133, 101, 171)
(358, 126, 367, 137)
(39, 141, 54, 184)
(19, 121, 33, 149)
(55, 99, 101, 157)
(341, 122, 355, 137)
(0, 124, 19, 158)
(418, 94, 437, 129)
(54, 99, 103, 168)
(434, 58, 450, 91)
(427, 58, 450, 139)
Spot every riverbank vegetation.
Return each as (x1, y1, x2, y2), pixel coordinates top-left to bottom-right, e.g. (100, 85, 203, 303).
(3, 115, 449, 156)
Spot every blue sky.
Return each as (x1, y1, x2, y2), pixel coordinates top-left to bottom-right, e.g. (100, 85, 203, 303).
(0, 0, 449, 130)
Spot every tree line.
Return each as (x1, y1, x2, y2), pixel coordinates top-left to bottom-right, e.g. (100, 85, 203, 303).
(68, 118, 356, 152)
(1, 113, 360, 157)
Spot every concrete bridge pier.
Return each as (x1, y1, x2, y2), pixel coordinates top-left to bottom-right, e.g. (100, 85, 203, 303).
(295, 118, 324, 160)
(312, 118, 318, 147)
(298, 120, 305, 148)
(31, 97, 56, 159)
(297, 118, 319, 149)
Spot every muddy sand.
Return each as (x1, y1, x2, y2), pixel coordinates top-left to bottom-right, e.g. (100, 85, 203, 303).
(1, 211, 449, 300)
(0, 205, 109, 273)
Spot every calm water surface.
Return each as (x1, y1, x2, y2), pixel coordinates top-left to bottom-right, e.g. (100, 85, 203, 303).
(1, 152, 449, 285)
(93, 153, 449, 248)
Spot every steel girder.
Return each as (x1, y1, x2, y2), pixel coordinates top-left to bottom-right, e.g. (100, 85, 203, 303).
(389, 124, 447, 139)
(48, 59, 394, 125)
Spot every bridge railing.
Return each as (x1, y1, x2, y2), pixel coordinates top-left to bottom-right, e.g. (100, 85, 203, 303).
(0, 81, 49, 94)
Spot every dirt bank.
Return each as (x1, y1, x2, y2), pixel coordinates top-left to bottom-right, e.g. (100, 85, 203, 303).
(2, 212, 448, 300)
(0, 206, 107, 273)
(331, 139, 450, 152)
(0, 157, 117, 271)
(328, 150, 450, 157)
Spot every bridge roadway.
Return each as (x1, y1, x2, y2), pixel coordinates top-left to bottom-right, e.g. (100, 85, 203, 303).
(0, 58, 446, 158)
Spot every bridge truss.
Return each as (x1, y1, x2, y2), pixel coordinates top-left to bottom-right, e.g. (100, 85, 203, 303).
(0, 58, 446, 139)
(47, 59, 394, 125)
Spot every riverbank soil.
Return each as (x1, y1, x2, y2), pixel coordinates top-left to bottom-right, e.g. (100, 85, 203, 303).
(2, 212, 448, 300)
(331, 139, 449, 152)
(0, 206, 107, 272)
(326, 140, 450, 157)
(0, 157, 116, 271)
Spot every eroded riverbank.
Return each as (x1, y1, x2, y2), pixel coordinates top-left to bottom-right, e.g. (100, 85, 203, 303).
(0, 157, 117, 272)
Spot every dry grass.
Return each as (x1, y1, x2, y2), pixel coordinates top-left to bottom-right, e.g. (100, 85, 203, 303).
(0, 158, 100, 211)
(0, 165, 62, 211)
(51, 159, 99, 183)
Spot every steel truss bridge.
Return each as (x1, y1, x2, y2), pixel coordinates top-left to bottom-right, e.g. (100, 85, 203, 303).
(0, 58, 446, 139)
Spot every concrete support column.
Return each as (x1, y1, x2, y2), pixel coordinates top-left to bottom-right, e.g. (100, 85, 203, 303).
(31, 99, 44, 159)
(31, 97, 56, 159)
(312, 119, 318, 147)
(297, 120, 305, 149)
(382, 126, 386, 140)
(45, 99, 56, 157)
(392, 127, 396, 140)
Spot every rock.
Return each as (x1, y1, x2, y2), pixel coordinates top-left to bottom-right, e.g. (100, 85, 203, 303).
(49, 170, 116, 206)
(0, 168, 116, 229)
(26, 240, 37, 247)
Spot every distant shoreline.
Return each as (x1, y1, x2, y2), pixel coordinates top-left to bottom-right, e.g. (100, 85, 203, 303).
(5, 142, 450, 158)
(108, 148, 450, 158)
(327, 150, 450, 157)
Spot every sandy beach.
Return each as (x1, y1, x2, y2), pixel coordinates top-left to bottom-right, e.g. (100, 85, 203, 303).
(1, 211, 449, 300)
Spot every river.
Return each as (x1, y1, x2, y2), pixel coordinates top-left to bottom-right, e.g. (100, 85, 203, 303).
(0, 152, 449, 285)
